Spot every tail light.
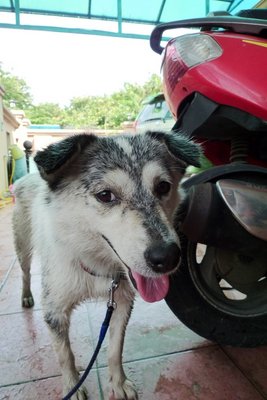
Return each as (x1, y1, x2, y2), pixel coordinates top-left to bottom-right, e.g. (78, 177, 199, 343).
(163, 33, 223, 92)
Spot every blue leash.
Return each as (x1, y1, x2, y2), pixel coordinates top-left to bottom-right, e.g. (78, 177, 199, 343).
(62, 279, 119, 400)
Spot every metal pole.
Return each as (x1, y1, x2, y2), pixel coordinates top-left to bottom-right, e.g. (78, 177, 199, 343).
(23, 140, 33, 173)
(206, 0, 210, 15)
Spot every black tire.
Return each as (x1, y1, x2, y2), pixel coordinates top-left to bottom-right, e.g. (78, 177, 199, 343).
(165, 234, 267, 347)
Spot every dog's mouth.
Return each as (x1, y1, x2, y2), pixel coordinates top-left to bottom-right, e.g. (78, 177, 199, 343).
(102, 235, 174, 303)
(128, 269, 170, 303)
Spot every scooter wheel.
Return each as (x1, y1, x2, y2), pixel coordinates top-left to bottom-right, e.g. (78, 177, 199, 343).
(165, 234, 267, 347)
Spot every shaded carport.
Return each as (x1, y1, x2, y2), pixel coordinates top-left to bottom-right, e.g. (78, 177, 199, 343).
(0, 0, 263, 40)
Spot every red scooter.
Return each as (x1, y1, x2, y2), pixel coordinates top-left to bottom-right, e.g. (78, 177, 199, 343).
(150, 9, 267, 346)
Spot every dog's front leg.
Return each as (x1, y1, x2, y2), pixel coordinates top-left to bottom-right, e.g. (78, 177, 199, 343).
(108, 291, 138, 400)
(44, 308, 88, 400)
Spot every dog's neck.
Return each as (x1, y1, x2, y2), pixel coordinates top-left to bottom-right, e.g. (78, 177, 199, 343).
(80, 261, 126, 280)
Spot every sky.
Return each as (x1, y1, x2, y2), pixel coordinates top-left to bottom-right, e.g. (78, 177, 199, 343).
(0, 26, 161, 107)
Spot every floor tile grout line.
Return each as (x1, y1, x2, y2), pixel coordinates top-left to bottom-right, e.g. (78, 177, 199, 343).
(0, 307, 43, 316)
(0, 365, 100, 389)
(86, 302, 106, 400)
(219, 345, 267, 399)
(95, 342, 218, 370)
(0, 374, 62, 389)
(96, 371, 105, 400)
(0, 304, 92, 316)
(0, 256, 17, 293)
(0, 302, 94, 316)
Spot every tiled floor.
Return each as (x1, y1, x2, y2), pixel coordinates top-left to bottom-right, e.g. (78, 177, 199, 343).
(1, 203, 267, 400)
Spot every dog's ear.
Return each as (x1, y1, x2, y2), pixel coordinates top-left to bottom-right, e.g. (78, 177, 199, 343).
(146, 130, 202, 167)
(34, 134, 97, 186)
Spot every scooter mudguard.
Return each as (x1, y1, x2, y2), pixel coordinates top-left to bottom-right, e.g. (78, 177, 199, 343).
(182, 163, 267, 191)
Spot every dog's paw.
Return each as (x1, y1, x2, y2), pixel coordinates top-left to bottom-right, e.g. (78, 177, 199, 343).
(63, 385, 88, 400)
(22, 294, 34, 308)
(71, 386, 88, 400)
(111, 379, 138, 400)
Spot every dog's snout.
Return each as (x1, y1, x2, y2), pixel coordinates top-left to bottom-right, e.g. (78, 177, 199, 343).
(145, 242, 180, 273)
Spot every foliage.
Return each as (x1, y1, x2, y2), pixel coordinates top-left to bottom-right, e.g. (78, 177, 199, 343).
(63, 74, 163, 129)
(0, 64, 32, 109)
(0, 64, 162, 128)
(26, 103, 65, 125)
(62, 96, 111, 128)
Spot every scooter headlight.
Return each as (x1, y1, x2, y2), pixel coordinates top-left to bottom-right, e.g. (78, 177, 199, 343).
(163, 33, 222, 85)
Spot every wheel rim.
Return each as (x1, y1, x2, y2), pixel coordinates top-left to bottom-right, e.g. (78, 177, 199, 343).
(187, 242, 267, 317)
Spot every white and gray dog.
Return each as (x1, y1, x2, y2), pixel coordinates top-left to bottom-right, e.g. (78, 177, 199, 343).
(13, 131, 200, 399)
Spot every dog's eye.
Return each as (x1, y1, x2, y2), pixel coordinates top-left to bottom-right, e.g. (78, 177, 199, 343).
(155, 181, 171, 197)
(96, 190, 116, 203)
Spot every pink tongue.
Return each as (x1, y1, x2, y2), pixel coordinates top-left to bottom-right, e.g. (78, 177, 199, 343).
(131, 271, 169, 303)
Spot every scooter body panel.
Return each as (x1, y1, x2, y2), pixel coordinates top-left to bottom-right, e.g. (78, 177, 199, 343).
(163, 31, 267, 121)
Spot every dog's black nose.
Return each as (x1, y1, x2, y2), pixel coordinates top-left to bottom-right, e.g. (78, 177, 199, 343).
(144, 241, 181, 273)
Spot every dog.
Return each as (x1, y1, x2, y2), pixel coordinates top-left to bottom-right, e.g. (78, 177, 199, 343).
(12, 130, 200, 399)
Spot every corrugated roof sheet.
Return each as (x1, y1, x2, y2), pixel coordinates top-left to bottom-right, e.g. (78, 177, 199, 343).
(0, 0, 260, 39)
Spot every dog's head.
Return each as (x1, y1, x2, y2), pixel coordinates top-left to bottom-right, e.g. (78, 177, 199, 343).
(35, 131, 201, 302)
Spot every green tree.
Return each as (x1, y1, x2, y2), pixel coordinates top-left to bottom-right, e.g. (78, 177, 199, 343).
(0, 64, 33, 109)
(0, 65, 162, 129)
(26, 103, 65, 125)
(63, 74, 162, 129)
(143, 74, 162, 98)
(62, 96, 111, 128)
